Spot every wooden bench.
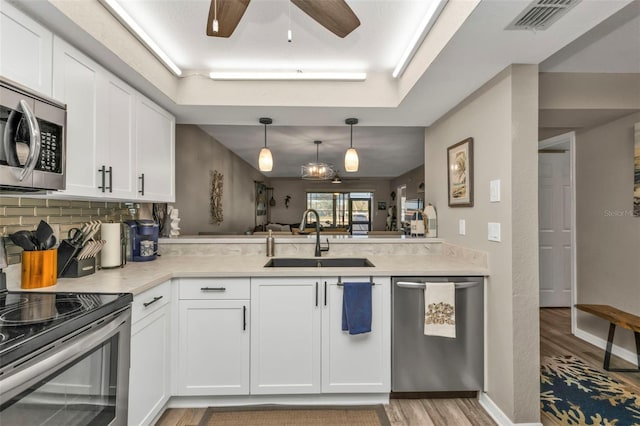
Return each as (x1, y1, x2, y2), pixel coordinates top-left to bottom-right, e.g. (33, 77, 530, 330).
(575, 304, 640, 372)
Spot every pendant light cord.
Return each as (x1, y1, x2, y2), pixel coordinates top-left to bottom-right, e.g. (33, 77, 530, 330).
(350, 123, 353, 148)
(264, 123, 267, 148)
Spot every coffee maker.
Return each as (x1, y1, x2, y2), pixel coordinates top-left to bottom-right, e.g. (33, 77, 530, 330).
(125, 220, 159, 262)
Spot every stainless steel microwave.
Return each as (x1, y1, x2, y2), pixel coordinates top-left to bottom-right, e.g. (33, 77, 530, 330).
(0, 77, 66, 192)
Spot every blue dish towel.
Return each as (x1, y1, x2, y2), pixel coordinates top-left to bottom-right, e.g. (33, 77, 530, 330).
(341, 282, 372, 335)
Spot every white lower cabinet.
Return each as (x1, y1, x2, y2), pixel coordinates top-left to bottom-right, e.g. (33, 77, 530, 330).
(251, 276, 390, 395)
(177, 278, 250, 395)
(129, 281, 171, 426)
(250, 278, 321, 394)
(322, 278, 391, 393)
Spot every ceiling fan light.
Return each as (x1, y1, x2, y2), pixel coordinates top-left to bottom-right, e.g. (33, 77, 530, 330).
(345, 148, 359, 172)
(259, 148, 273, 172)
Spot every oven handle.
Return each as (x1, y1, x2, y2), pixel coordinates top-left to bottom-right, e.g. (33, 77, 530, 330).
(396, 281, 480, 290)
(0, 307, 130, 405)
(17, 99, 41, 182)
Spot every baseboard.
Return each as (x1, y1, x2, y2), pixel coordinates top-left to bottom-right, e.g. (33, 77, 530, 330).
(167, 393, 389, 408)
(478, 392, 542, 426)
(574, 327, 638, 366)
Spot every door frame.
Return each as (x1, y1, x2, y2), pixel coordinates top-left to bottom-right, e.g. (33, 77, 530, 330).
(538, 131, 577, 334)
(349, 197, 372, 234)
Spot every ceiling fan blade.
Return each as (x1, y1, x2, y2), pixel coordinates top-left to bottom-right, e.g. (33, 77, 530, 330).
(291, 0, 360, 38)
(206, 0, 250, 38)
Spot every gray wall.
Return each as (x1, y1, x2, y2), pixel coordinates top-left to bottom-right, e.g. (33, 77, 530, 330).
(576, 112, 640, 353)
(174, 125, 266, 235)
(390, 165, 425, 201)
(424, 65, 540, 423)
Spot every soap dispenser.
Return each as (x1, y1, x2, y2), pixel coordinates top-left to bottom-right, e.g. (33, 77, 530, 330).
(266, 229, 275, 257)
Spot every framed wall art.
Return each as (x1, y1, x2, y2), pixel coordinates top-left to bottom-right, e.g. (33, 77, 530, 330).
(447, 137, 474, 207)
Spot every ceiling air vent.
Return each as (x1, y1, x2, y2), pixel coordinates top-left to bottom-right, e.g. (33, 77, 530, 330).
(506, 0, 581, 31)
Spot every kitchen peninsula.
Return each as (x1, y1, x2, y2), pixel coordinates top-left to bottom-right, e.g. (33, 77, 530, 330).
(4, 236, 488, 425)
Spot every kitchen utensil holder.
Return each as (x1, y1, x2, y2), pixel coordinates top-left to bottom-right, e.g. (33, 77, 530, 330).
(61, 257, 96, 278)
(21, 249, 57, 289)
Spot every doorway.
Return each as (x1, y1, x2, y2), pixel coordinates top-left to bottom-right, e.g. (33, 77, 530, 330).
(538, 132, 576, 315)
(349, 197, 371, 235)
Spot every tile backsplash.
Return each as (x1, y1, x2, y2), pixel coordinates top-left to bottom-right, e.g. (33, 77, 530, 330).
(0, 197, 137, 265)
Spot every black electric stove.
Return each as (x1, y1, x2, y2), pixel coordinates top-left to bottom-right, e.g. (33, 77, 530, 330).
(0, 289, 132, 368)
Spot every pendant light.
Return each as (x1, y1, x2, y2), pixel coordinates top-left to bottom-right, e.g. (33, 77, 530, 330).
(258, 117, 273, 172)
(301, 141, 336, 180)
(344, 118, 359, 172)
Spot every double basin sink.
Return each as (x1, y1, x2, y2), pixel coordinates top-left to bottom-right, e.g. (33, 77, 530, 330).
(264, 258, 374, 268)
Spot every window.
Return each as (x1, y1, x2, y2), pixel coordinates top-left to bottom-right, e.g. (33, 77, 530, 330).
(306, 192, 373, 233)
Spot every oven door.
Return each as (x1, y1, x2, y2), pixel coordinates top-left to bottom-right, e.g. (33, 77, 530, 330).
(0, 307, 131, 426)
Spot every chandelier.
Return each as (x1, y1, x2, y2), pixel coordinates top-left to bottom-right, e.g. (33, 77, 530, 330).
(301, 141, 336, 180)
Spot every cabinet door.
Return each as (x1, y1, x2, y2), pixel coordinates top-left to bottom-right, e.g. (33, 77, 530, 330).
(178, 300, 249, 395)
(98, 77, 136, 199)
(321, 277, 391, 393)
(0, 0, 52, 96)
(129, 305, 170, 426)
(52, 37, 102, 197)
(251, 278, 321, 394)
(135, 96, 175, 202)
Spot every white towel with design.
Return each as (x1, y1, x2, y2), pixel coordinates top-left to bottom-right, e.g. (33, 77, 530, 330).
(424, 282, 456, 338)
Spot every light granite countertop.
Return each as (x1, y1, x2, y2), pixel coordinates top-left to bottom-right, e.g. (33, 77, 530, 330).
(5, 253, 488, 296)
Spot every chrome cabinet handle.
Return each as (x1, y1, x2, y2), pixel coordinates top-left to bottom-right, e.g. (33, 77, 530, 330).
(143, 295, 163, 307)
(17, 100, 41, 182)
(200, 287, 226, 292)
(396, 281, 480, 289)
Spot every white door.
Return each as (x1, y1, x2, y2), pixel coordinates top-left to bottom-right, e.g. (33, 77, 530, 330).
(539, 151, 572, 307)
(135, 96, 175, 202)
(129, 306, 170, 426)
(52, 37, 101, 197)
(178, 299, 250, 395)
(99, 78, 135, 199)
(251, 278, 321, 394)
(0, 0, 53, 95)
(321, 278, 391, 393)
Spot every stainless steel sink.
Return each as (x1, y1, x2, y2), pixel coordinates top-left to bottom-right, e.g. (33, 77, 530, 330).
(264, 258, 375, 268)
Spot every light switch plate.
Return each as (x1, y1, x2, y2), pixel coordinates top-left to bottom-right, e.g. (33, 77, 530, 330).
(459, 219, 466, 235)
(490, 180, 501, 202)
(488, 222, 501, 242)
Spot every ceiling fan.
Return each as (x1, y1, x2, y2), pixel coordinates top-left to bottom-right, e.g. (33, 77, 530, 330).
(206, 0, 361, 38)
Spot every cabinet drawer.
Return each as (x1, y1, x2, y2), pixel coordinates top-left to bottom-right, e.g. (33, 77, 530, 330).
(179, 278, 250, 300)
(132, 280, 171, 324)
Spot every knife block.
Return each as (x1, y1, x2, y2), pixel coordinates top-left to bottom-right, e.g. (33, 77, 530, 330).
(61, 257, 96, 278)
(21, 249, 57, 289)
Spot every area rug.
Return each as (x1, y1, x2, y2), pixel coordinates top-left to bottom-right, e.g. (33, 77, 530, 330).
(198, 404, 390, 426)
(541, 355, 640, 425)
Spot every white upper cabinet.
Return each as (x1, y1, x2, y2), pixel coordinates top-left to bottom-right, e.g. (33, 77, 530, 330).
(51, 36, 174, 202)
(135, 97, 175, 202)
(97, 77, 136, 199)
(52, 37, 101, 197)
(0, 0, 52, 96)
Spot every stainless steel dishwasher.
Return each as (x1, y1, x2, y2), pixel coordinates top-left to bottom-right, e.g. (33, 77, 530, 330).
(392, 276, 484, 394)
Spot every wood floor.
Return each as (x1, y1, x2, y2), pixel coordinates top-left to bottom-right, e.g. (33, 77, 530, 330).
(155, 308, 640, 426)
(540, 308, 640, 426)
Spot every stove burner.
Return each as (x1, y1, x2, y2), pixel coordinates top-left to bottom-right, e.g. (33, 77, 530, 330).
(0, 295, 100, 326)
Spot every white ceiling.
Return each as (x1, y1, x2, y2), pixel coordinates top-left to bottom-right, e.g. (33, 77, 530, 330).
(14, 0, 640, 178)
(116, 0, 436, 74)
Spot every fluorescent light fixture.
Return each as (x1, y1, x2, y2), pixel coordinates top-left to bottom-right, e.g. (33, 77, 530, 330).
(209, 72, 366, 81)
(392, 0, 448, 79)
(100, 0, 182, 76)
